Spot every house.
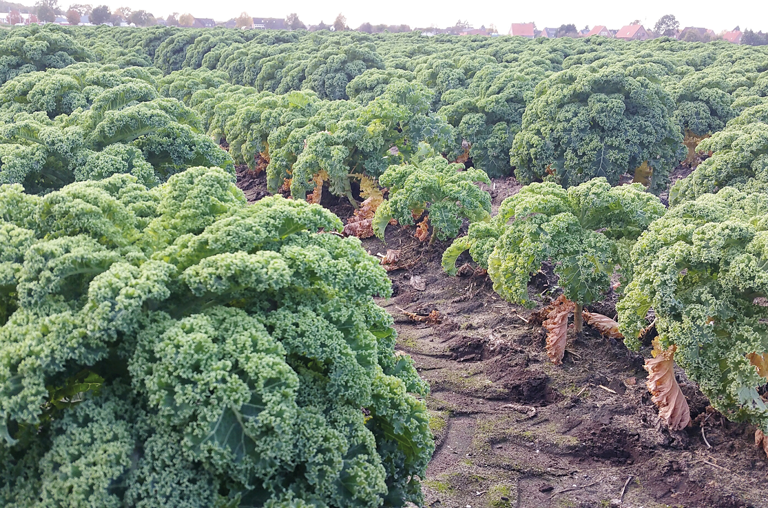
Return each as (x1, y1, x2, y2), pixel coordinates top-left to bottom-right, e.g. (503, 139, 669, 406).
(539, 27, 558, 38)
(460, 26, 490, 36)
(253, 17, 285, 30)
(79, 14, 90, 25)
(615, 24, 649, 40)
(678, 27, 716, 40)
(193, 18, 216, 28)
(722, 30, 742, 44)
(508, 23, 535, 38)
(54, 15, 69, 25)
(585, 25, 612, 37)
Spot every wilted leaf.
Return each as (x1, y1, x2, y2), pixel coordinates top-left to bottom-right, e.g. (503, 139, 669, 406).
(307, 169, 329, 204)
(343, 219, 374, 238)
(582, 310, 623, 339)
(756, 429, 768, 459)
(631, 161, 653, 188)
(357, 175, 385, 207)
(456, 263, 475, 277)
(402, 309, 441, 325)
(414, 216, 430, 242)
(410, 275, 426, 291)
(747, 352, 768, 380)
(543, 295, 575, 365)
(343, 197, 382, 238)
(683, 130, 710, 167)
(645, 339, 691, 431)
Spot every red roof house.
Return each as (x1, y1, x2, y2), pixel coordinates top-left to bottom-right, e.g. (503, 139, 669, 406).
(585, 25, 612, 37)
(615, 24, 649, 40)
(722, 30, 742, 44)
(509, 23, 535, 38)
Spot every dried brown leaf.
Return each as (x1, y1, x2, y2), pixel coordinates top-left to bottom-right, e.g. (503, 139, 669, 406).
(645, 339, 691, 431)
(307, 170, 329, 204)
(343, 196, 383, 239)
(582, 311, 623, 339)
(543, 295, 576, 365)
(456, 263, 475, 277)
(402, 309, 442, 325)
(380, 249, 401, 270)
(747, 352, 768, 380)
(756, 429, 768, 459)
(409, 275, 426, 291)
(414, 216, 430, 242)
(343, 219, 374, 238)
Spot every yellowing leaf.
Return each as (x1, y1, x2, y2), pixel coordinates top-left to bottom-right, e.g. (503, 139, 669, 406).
(756, 429, 768, 459)
(645, 339, 691, 431)
(543, 295, 575, 365)
(582, 310, 623, 339)
(632, 161, 653, 188)
(747, 352, 768, 380)
(414, 216, 430, 242)
(307, 170, 329, 204)
(683, 130, 710, 167)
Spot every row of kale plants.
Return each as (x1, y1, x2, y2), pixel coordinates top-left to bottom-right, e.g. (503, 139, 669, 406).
(0, 25, 768, 506)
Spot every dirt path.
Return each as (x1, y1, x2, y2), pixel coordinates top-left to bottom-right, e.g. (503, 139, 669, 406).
(237, 170, 768, 508)
(375, 257, 768, 508)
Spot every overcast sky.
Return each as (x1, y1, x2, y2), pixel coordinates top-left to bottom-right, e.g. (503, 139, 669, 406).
(89, 0, 764, 33)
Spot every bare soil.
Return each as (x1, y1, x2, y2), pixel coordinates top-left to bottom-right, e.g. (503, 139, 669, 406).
(238, 170, 768, 508)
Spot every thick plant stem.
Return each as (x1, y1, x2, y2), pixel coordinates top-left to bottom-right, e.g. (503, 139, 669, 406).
(429, 228, 437, 245)
(574, 303, 583, 334)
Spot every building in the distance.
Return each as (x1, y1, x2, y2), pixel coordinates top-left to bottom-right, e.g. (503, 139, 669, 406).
(253, 17, 285, 30)
(508, 23, 535, 38)
(615, 24, 649, 41)
(722, 30, 743, 44)
(538, 27, 558, 38)
(585, 25, 612, 37)
(193, 18, 216, 28)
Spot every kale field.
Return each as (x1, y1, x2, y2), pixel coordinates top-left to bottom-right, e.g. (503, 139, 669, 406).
(1, 24, 768, 508)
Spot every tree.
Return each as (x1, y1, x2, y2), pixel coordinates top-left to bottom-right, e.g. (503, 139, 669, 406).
(235, 11, 251, 29)
(315, 20, 328, 30)
(113, 6, 130, 19)
(630, 19, 641, 25)
(129, 9, 153, 26)
(8, 9, 21, 24)
(35, 0, 56, 22)
(165, 12, 179, 26)
(285, 12, 305, 30)
(68, 3, 92, 16)
(0, 168, 433, 507)
(333, 13, 347, 31)
(65, 8, 80, 24)
(178, 12, 194, 27)
(654, 14, 679, 37)
(90, 4, 109, 24)
(556, 23, 578, 37)
(742, 29, 768, 46)
(357, 22, 372, 33)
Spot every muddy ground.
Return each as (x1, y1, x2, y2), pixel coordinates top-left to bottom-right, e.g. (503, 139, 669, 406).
(238, 166, 768, 508)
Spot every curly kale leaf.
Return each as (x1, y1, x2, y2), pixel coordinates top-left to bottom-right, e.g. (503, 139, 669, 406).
(374, 156, 491, 242)
(511, 66, 684, 194)
(0, 167, 431, 507)
(618, 188, 768, 433)
(445, 178, 665, 308)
